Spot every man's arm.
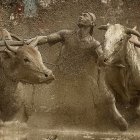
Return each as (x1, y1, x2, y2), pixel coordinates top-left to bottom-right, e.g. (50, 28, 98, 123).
(95, 44, 103, 57)
(26, 30, 70, 46)
(91, 39, 105, 66)
(91, 38, 103, 57)
(95, 44, 105, 66)
(129, 37, 140, 48)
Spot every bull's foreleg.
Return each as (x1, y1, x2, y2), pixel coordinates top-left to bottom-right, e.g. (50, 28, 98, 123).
(129, 97, 140, 117)
(107, 96, 128, 131)
(12, 105, 28, 123)
(99, 67, 128, 131)
(103, 67, 129, 131)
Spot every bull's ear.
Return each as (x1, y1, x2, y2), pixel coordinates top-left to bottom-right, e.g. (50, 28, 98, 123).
(0, 50, 15, 60)
(0, 51, 13, 67)
(98, 23, 110, 30)
(98, 25, 107, 30)
(133, 26, 137, 30)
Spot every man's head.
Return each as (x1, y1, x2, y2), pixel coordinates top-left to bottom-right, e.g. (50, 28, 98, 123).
(78, 12, 96, 35)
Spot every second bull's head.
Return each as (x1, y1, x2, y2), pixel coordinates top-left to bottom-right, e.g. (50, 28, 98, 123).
(98, 24, 140, 65)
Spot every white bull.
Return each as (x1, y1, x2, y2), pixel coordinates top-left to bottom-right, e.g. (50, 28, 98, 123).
(98, 24, 140, 131)
(0, 29, 55, 124)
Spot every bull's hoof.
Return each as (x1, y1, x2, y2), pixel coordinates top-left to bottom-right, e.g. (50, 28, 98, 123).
(116, 117, 128, 131)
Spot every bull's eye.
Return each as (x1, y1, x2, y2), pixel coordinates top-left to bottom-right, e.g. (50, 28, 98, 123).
(24, 58, 30, 63)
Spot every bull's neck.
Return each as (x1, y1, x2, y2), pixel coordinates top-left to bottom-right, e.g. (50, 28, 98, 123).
(125, 41, 140, 72)
(0, 67, 18, 93)
(125, 42, 136, 67)
(120, 41, 129, 66)
(115, 41, 131, 67)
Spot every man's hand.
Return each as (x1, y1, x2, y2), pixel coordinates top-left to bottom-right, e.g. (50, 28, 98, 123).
(25, 36, 48, 45)
(129, 35, 140, 48)
(25, 37, 36, 45)
(98, 55, 106, 67)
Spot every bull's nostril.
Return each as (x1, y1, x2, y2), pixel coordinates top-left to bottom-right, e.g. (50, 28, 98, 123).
(52, 74, 55, 80)
(45, 74, 48, 78)
(104, 58, 108, 62)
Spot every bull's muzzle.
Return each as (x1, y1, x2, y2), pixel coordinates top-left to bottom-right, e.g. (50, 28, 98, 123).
(44, 70, 55, 81)
(104, 57, 109, 63)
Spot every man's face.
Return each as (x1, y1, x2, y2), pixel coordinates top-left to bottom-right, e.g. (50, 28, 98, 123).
(78, 13, 93, 27)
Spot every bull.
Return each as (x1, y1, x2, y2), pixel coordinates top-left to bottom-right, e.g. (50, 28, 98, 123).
(98, 24, 140, 131)
(0, 29, 55, 124)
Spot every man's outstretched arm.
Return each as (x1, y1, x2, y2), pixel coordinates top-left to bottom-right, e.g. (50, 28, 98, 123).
(26, 30, 70, 46)
(93, 40, 105, 66)
(95, 44, 103, 57)
(96, 45, 106, 67)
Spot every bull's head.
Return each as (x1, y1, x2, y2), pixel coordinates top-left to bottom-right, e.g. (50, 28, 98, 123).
(98, 24, 140, 65)
(0, 38, 55, 84)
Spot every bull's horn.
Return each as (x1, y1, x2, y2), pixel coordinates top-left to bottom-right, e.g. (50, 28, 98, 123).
(98, 24, 110, 30)
(11, 33, 22, 41)
(4, 40, 17, 53)
(132, 26, 137, 30)
(129, 39, 140, 47)
(29, 37, 39, 47)
(126, 28, 140, 38)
